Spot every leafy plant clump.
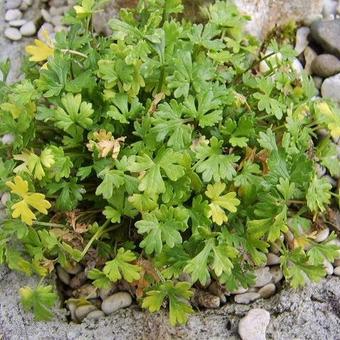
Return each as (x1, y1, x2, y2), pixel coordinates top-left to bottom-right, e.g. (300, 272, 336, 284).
(1, 0, 340, 325)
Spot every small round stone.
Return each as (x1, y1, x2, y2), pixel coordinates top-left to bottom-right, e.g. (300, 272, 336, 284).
(238, 308, 270, 340)
(5, 9, 23, 21)
(2, 133, 15, 145)
(266, 253, 280, 266)
(313, 76, 323, 89)
(333, 266, 340, 276)
(253, 267, 272, 288)
(270, 266, 283, 284)
(230, 286, 248, 295)
(311, 54, 340, 78)
(4, 27, 22, 41)
(85, 310, 105, 321)
(9, 19, 27, 27)
(304, 46, 318, 75)
(64, 262, 82, 275)
(291, 58, 303, 76)
(41, 8, 52, 22)
(56, 265, 71, 285)
(1, 192, 11, 206)
(73, 284, 98, 300)
(321, 73, 340, 103)
(5, 0, 22, 9)
(37, 23, 54, 42)
(258, 283, 276, 299)
(20, 21, 36, 36)
(69, 271, 87, 289)
(315, 228, 330, 243)
(23, 0, 33, 5)
(234, 292, 260, 304)
(295, 27, 310, 55)
(324, 259, 334, 275)
(51, 16, 63, 27)
(101, 292, 132, 315)
(75, 304, 97, 321)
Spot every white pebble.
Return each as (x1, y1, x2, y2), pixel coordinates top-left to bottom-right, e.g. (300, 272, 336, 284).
(5, 0, 22, 9)
(2, 133, 15, 145)
(253, 267, 273, 288)
(75, 305, 97, 321)
(315, 228, 330, 243)
(23, 0, 33, 5)
(56, 265, 71, 285)
(85, 310, 105, 321)
(41, 8, 52, 22)
(9, 19, 27, 27)
(1, 192, 11, 206)
(295, 27, 310, 55)
(230, 286, 248, 295)
(333, 266, 340, 276)
(238, 308, 270, 340)
(20, 21, 36, 36)
(235, 292, 260, 304)
(37, 23, 54, 42)
(101, 292, 132, 315)
(324, 259, 334, 275)
(4, 27, 22, 41)
(258, 283, 276, 299)
(51, 15, 63, 27)
(5, 9, 23, 21)
(266, 253, 280, 266)
(304, 47, 318, 75)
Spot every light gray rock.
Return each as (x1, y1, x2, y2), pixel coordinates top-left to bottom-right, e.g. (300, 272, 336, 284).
(56, 265, 71, 285)
(235, 292, 261, 304)
(238, 308, 270, 340)
(9, 19, 27, 27)
(291, 58, 303, 76)
(20, 21, 36, 36)
(313, 76, 323, 89)
(295, 27, 310, 55)
(311, 54, 340, 77)
(73, 284, 99, 300)
(230, 286, 248, 295)
(85, 310, 105, 321)
(5, 9, 23, 21)
(324, 259, 334, 275)
(270, 266, 284, 284)
(1, 192, 10, 206)
(75, 304, 97, 321)
(23, 0, 33, 5)
(37, 22, 55, 42)
(323, 0, 337, 17)
(5, 0, 22, 10)
(253, 267, 273, 288)
(310, 19, 340, 58)
(101, 292, 132, 315)
(2, 133, 15, 145)
(304, 46, 318, 75)
(258, 284, 276, 299)
(193, 290, 221, 308)
(41, 8, 52, 22)
(51, 15, 63, 27)
(266, 253, 280, 266)
(334, 266, 340, 276)
(4, 27, 22, 41)
(315, 228, 330, 242)
(321, 73, 340, 102)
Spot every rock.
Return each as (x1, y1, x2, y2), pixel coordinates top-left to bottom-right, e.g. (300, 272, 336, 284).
(85, 310, 105, 321)
(64, 262, 82, 275)
(266, 253, 280, 266)
(69, 271, 87, 289)
(323, 0, 337, 17)
(193, 290, 221, 308)
(5, 9, 23, 21)
(56, 266, 71, 285)
(66, 301, 77, 322)
(49, 6, 66, 16)
(295, 27, 310, 55)
(311, 54, 340, 77)
(73, 284, 98, 300)
(324, 259, 334, 275)
(51, 16, 63, 27)
(258, 283, 276, 299)
(315, 228, 330, 243)
(5, 0, 22, 10)
(4, 27, 22, 41)
(99, 285, 117, 300)
(259, 51, 282, 73)
(270, 266, 284, 284)
(310, 20, 340, 58)
(291, 58, 304, 76)
(49, 0, 67, 6)
(101, 292, 132, 315)
(9, 19, 27, 27)
(321, 73, 340, 102)
(19, 2, 28, 11)
(313, 76, 323, 89)
(41, 8, 52, 22)
(230, 286, 248, 295)
(20, 21, 36, 36)
(75, 304, 97, 321)
(2, 133, 15, 145)
(234, 292, 260, 304)
(334, 266, 340, 276)
(253, 267, 272, 288)
(304, 46, 318, 75)
(334, 259, 340, 267)
(23, 0, 33, 5)
(208, 281, 227, 303)
(238, 308, 270, 340)
(37, 23, 55, 42)
(1, 192, 10, 206)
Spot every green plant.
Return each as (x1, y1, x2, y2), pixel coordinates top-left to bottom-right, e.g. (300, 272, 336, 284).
(0, 0, 339, 325)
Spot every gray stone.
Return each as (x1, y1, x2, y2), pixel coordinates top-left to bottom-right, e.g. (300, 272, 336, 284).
(41, 8, 52, 22)
(323, 0, 337, 17)
(37, 22, 55, 42)
(258, 284, 276, 299)
(295, 27, 310, 55)
(1, 192, 10, 207)
(235, 292, 261, 304)
(4, 27, 22, 41)
(334, 266, 340, 276)
(56, 265, 71, 285)
(9, 19, 27, 27)
(51, 15, 63, 27)
(334, 258, 340, 266)
(321, 73, 340, 102)
(315, 227, 330, 242)
(270, 266, 284, 284)
(193, 290, 221, 308)
(324, 259, 334, 275)
(75, 304, 97, 321)
(69, 271, 87, 289)
(253, 267, 272, 288)
(313, 76, 323, 89)
(5, 9, 23, 21)
(85, 310, 105, 321)
(304, 46, 318, 75)
(311, 54, 340, 77)
(238, 308, 270, 340)
(266, 253, 280, 266)
(310, 19, 340, 58)
(101, 292, 132, 315)
(2, 133, 15, 145)
(5, 0, 22, 10)
(23, 0, 33, 5)
(20, 21, 36, 36)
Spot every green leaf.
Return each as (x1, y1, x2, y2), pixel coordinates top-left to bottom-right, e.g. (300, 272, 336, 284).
(306, 176, 332, 213)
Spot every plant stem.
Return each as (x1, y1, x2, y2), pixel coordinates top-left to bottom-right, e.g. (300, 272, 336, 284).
(33, 221, 66, 228)
(60, 49, 88, 59)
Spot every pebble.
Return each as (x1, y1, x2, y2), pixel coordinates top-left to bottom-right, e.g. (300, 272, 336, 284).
(313, 76, 323, 89)
(19, 2, 28, 10)
(208, 282, 227, 303)
(64, 262, 82, 275)
(9, 19, 27, 27)
(310, 19, 340, 58)
(51, 16, 63, 27)
(304, 46, 318, 75)
(23, 0, 33, 5)
(333, 266, 340, 276)
(37, 23, 54, 42)
(291, 58, 303, 77)
(230, 286, 248, 295)
(73, 284, 98, 299)
(41, 8, 52, 23)
(75, 304, 97, 321)
(193, 290, 221, 308)
(50, 0, 67, 6)
(258, 283, 276, 299)
(321, 73, 340, 102)
(253, 267, 272, 288)
(4, 27, 22, 41)
(5, 9, 23, 21)
(334, 259, 340, 267)
(266, 253, 280, 266)
(2, 134, 15, 145)
(324, 259, 334, 275)
(315, 228, 330, 243)
(295, 27, 310, 55)
(67, 301, 77, 321)
(311, 54, 340, 77)
(85, 310, 105, 321)
(235, 292, 260, 304)
(99, 285, 117, 300)
(56, 266, 71, 285)
(323, 0, 338, 17)
(238, 308, 270, 340)
(1, 193, 10, 206)
(70, 271, 87, 289)
(270, 266, 284, 284)
(5, 0, 22, 9)
(101, 292, 132, 315)
(20, 21, 36, 36)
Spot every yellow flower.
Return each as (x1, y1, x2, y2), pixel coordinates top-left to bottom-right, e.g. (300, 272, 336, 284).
(25, 30, 54, 62)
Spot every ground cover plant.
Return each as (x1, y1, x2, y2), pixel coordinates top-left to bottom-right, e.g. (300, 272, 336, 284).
(0, 0, 340, 326)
